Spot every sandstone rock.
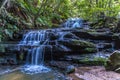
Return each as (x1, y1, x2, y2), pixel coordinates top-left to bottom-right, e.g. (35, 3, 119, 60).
(106, 50, 120, 71)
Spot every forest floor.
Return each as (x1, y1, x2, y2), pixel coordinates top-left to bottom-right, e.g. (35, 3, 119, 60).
(68, 66, 120, 80)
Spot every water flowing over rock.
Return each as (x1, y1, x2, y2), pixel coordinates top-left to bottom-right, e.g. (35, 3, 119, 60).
(17, 26, 99, 74)
(19, 30, 51, 74)
(61, 18, 89, 29)
(1, 17, 117, 75)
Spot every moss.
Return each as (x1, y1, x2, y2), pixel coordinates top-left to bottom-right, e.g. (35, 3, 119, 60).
(71, 40, 95, 48)
(93, 57, 107, 62)
(73, 57, 107, 66)
(84, 48, 97, 53)
(0, 45, 5, 52)
(88, 31, 107, 36)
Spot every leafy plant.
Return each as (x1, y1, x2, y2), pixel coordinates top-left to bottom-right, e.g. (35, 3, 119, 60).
(0, 0, 120, 41)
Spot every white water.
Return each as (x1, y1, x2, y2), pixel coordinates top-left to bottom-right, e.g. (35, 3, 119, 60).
(21, 65, 50, 75)
(63, 18, 83, 28)
(19, 30, 50, 74)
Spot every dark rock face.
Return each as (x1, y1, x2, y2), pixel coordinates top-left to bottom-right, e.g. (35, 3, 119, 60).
(72, 29, 113, 40)
(0, 43, 20, 65)
(114, 20, 120, 33)
(112, 33, 120, 49)
(49, 32, 58, 40)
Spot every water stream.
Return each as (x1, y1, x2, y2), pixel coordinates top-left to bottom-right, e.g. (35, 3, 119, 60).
(19, 30, 51, 74)
(16, 17, 115, 75)
(17, 18, 85, 74)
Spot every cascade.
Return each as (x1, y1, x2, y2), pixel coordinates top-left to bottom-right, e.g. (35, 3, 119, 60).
(19, 30, 51, 74)
(17, 18, 87, 74)
(63, 18, 83, 28)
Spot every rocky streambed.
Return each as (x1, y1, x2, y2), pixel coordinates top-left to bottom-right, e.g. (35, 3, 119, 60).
(0, 26, 120, 79)
(1, 63, 120, 80)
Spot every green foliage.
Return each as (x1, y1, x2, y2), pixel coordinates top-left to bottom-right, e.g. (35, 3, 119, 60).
(0, 0, 120, 41)
(74, 0, 120, 21)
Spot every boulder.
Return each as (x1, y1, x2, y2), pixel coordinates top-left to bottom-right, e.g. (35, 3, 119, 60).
(105, 50, 120, 72)
(66, 65, 75, 74)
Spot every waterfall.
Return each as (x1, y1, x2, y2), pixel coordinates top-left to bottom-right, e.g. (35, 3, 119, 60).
(19, 30, 50, 74)
(61, 18, 90, 29)
(62, 18, 83, 28)
(18, 18, 87, 74)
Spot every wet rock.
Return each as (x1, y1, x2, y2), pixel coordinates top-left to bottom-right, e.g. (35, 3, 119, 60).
(44, 45, 71, 60)
(66, 65, 75, 74)
(12, 31, 23, 41)
(58, 39, 96, 53)
(65, 55, 106, 66)
(114, 20, 120, 32)
(49, 61, 71, 70)
(83, 48, 97, 53)
(96, 28, 111, 32)
(72, 30, 113, 40)
(88, 31, 113, 40)
(0, 44, 5, 52)
(0, 53, 18, 65)
(106, 50, 120, 71)
(112, 33, 120, 49)
(49, 32, 58, 40)
(96, 43, 113, 50)
(70, 40, 95, 48)
(5, 45, 19, 52)
(61, 32, 79, 40)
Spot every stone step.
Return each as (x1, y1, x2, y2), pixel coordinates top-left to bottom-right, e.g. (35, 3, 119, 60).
(0, 42, 19, 53)
(64, 54, 108, 66)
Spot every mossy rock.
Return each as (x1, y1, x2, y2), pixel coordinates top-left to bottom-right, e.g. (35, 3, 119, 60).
(112, 33, 120, 40)
(105, 50, 120, 72)
(84, 48, 97, 53)
(59, 39, 97, 53)
(109, 51, 120, 67)
(73, 57, 107, 66)
(0, 45, 5, 52)
(71, 39, 95, 48)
